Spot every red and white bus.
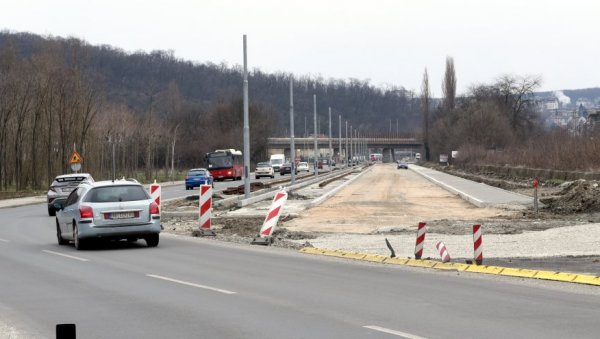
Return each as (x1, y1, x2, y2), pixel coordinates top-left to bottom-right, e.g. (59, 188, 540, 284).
(206, 149, 243, 181)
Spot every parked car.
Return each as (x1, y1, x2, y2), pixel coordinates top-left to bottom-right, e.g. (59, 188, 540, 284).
(397, 161, 408, 169)
(53, 179, 161, 250)
(47, 173, 94, 216)
(185, 168, 213, 190)
(279, 163, 297, 175)
(297, 162, 310, 172)
(255, 162, 275, 179)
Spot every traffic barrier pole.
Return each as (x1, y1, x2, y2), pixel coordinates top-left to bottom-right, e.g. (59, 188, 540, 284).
(150, 180, 161, 213)
(414, 222, 426, 259)
(435, 241, 451, 263)
(197, 185, 215, 236)
(473, 224, 483, 265)
(252, 189, 288, 245)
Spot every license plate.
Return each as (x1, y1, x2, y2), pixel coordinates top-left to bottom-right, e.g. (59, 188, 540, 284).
(105, 212, 136, 219)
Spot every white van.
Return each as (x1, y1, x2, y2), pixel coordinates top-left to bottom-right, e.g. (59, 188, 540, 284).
(270, 154, 285, 172)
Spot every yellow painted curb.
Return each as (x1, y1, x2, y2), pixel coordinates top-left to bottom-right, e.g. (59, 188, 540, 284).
(299, 247, 600, 287)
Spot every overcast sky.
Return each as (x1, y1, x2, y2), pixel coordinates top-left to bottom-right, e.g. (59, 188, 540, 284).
(1, 0, 598, 94)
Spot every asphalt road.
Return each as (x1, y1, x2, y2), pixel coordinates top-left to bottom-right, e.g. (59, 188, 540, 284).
(0, 204, 599, 338)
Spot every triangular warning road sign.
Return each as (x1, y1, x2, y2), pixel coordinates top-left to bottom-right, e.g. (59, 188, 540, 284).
(69, 151, 83, 164)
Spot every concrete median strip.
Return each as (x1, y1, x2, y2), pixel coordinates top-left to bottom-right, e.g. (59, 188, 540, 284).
(299, 247, 600, 286)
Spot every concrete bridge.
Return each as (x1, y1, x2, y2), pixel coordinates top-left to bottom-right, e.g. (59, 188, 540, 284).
(267, 137, 423, 163)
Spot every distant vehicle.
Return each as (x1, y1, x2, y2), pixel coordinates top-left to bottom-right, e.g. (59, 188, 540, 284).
(47, 173, 94, 216)
(185, 168, 213, 190)
(397, 161, 408, 169)
(370, 153, 383, 162)
(206, 149, 243, 181)
(279, 163, 297, 175)
(53, 180, 161, 250)
(255, 162, 274, 179)
(297, 162, 309, 172)
(270, 154, 285, 172)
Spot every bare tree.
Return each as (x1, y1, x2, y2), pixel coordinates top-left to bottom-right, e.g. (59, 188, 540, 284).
(420, 68, 431, 161)
(442, 56, 456, 113)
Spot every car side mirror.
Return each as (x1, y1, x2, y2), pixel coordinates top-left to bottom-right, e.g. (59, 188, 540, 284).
(53, 202, 64, 211)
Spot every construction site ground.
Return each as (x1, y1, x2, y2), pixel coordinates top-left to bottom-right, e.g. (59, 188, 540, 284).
(162, 164, 600, 276)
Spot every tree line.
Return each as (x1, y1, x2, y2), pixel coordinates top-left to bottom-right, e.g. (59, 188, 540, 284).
(420, 57, 600, 171)
(0, 34, 275, 190)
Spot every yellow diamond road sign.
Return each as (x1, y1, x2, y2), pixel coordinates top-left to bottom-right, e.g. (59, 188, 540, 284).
(69, 151, 82, 164)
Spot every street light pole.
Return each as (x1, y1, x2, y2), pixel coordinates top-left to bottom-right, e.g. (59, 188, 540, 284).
(345, 121, 348, 167)
(338, 114, 341, 167)
(242, 35, 250, 198)
(328, 107, 332, 171)
(289, 76, 296, 185)
(313, 89, 318, 177)
(350, 125, 353, 165)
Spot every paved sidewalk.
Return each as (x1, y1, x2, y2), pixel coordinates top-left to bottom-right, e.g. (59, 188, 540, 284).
(410, 164, 534, 208)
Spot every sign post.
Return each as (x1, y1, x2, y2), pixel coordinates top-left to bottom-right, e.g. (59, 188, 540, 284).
(533, 178, 539, 214)
(69, 151, 83, 173)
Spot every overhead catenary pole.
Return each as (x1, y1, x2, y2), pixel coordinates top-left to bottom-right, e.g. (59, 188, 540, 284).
(313, 88, 318, 177)
(350, 125, 353, 165)
(338, 114, 342, 166)
(242, 35, 250, 198)
(345, 120, 348, 167)
(328, 107, 332, 171)
(289, 76, 296, 184)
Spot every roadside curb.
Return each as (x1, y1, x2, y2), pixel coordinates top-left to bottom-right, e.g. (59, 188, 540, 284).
(299, 247, 600, 286)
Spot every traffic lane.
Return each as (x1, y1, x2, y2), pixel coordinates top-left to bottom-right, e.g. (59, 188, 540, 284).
(18, 226, 600, 339)
(2, 206, 599, 338)
(0, 237, 381, 338)
(82, 235, 600, 339)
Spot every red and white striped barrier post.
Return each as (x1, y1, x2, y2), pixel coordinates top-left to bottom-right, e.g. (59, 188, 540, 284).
(435, 241, 451, 263)
(473, 224, 483, 265)
(150, 180, 161, 213)
(198, 184, 215, 236)
(414, 222, 426, 259)
(252, 189, 288, 245)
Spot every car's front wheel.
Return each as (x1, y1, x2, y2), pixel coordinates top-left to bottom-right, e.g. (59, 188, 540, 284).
(145, 234, 159, 247)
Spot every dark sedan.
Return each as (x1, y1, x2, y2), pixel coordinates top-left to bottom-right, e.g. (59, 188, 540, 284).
(279, 163, 297, 175)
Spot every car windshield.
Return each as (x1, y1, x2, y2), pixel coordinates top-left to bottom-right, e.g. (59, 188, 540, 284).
(271, 159, 283, 165)
(85, 185, 149, 203)
(257, 162, 270, 167)
(188, 170, 207, 176)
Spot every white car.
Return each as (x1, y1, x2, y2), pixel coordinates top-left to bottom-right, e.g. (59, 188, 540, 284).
(297, 162, 310, 172)
(255, 162, 275, 179)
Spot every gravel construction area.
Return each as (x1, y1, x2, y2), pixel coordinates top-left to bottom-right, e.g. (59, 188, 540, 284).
(162, 164, 600, 275)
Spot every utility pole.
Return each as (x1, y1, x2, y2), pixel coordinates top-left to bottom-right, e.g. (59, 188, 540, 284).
(350, 125, 353, 165)
(328, 107, 332, 172)
(242, 35, 250, 198)
(313, 88, 318, 177)
(345, 121, 348, 167)
(338, 115, 341, 167)
(289, 77, 296, 184)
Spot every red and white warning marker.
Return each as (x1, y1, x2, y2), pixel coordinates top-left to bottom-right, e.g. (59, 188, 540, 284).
(473, 224, 483, 265)
(435, 241, 451, 263)
(414, 222, 426, 259)
(198, 185, 215, 236)
(149, 180, 161, 213)
(252, 189, 288, 245)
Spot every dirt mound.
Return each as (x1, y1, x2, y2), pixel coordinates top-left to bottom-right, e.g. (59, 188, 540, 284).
(541, 180, 600, 214)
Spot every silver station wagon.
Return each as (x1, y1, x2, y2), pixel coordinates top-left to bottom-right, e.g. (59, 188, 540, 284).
(54, 180, 161, 250)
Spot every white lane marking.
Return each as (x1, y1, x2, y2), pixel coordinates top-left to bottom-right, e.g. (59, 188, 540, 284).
(147, 274, 237, 295)
(42, 250, 89, 262)
(363, 325, 428, 339)
(0, 238, 9, 242)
